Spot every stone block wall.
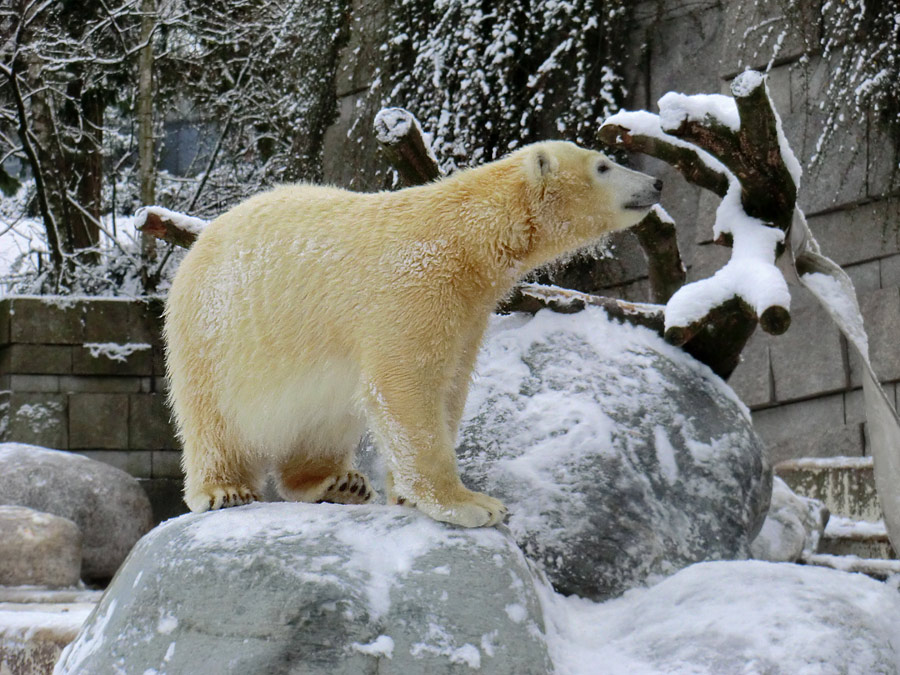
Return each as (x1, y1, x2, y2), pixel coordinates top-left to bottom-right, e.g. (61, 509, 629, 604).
(0, 298, 183, 522)
(319, 0, 900, 465)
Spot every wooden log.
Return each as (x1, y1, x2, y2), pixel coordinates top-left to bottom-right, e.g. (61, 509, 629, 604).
(374, 108, 441, 186)
(632, 207, 686, 304)
(135, 208, 201, 248)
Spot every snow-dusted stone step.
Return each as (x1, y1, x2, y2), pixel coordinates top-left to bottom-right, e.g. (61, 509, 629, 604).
(0, 505, 82, 588)
(55, 503, 551, 675)
(456, 309, 771, 600)
(0, 588, 99, 675)
(775, 456, 882, 522)
(819, 516, 896, 560)
(802, 554, 900, 581)
(542, 560, 900, 674)
(0, 443, 153, 582)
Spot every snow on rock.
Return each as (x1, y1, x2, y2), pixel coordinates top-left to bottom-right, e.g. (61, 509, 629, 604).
(0, 444, 153, 582)
(134, 206, 208, 236)
(659, 91, 741, 132)
(540, 560, 900, 675)
(456, 308, 771, 600)
(750, 477, 829, 562)
(55, 503, 551, 675)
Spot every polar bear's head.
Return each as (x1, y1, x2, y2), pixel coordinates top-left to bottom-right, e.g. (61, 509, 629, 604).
(517, 140, 661, 264)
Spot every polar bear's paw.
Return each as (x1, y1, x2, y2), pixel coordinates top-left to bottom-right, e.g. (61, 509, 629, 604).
(317, 470, 375, 505)
(416, 489, 508, 528)
(187, 485, 260, 512)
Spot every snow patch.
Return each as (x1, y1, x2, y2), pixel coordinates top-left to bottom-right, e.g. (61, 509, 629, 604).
(84, 342, 151, 363)
(659, 91, 740, 132)
(350, 635, 394, 659)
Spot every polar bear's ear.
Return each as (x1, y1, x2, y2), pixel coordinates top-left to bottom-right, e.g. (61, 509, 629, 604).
(527, 147, 559, 183)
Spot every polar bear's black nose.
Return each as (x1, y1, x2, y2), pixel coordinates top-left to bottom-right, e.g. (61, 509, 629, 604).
(653, 179, 663, 192)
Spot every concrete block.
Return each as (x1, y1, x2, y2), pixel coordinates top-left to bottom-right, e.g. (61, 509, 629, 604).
(727, 331, 773, 408)
(769, 302, 847, 402)
(807, 197, 900, 267)
(68, 393, 129, 450)
(129, 393, 178, 451)
(7, 298, 84, 344)
(7, 393, 67, 449)
(867, 107, 900, 199)
(128, 299, 163, 345)
(719, 0, 815, 71)
(843, 260, 881, 295)
(152, 377, 169, 396)
(0, 298, 9, 346)
(152, 347, 166, 376)
(751, 393, 844, 449)
(9, 374, 60, 393)
(845, 384, 897, 425)
(152, 450, 183, 479)
(80, 301, 132, 343)
(880, 255, 900, 289)
(766, 423, 864, 466)
(72, 344, 153, 377)
(849, 288, 900, 386)
(686, 242, 730, 283)
(59, 375, 144, 394)
(0, 344, 72, 375)
(137, 478, 189, 526)
(647, 1, 724, 107)
(692, 190, 721, 246)
(776, 456, 880, 521)
(789, 55, 869, 213)
(76, 450, 152, 479)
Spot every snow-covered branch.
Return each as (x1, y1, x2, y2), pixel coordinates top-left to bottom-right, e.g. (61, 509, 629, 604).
(599, 71, 797, 376)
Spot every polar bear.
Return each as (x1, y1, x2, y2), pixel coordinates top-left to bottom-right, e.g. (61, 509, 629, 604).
(165, 140, 661, 527)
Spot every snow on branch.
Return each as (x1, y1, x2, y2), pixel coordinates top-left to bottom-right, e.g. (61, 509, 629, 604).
(599, 71, 796, 375)
(135, 206, 207, 249)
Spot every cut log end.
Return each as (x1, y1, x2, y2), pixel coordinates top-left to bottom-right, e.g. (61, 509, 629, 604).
(759, 305, 791, 335)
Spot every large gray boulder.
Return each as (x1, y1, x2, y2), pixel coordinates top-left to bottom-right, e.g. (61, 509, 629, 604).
(457, 309, 771, 599)
(0, 505, 82, 587)
(0, 443, 153, 581)
(56, 502, 551, 675)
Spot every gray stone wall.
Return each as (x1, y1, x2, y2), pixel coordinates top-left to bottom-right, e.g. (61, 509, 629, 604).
(319, 0, 900, 466)
(0, 298, 183, 521)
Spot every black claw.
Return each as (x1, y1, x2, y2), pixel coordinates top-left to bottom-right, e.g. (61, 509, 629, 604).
(339, 483, 348, 491)
(208, 497, 215, 509)
(349, 484, 358, 494)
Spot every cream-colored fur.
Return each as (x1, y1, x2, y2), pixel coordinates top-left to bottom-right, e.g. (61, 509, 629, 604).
(165, 140, 661, 527)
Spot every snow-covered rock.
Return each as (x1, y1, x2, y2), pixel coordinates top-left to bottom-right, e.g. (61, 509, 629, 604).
(0, 505, 82, 587)
(56, 503, 551, 675)
(751, 476, 829, 562)
(457, 309, 771, 599)
(542, 560, 900, 674)
(0, 589, 97, 675)
(0, 443, 153, 581)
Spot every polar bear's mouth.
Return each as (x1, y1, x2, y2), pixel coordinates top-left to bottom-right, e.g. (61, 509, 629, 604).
(623, 200, 657, 210)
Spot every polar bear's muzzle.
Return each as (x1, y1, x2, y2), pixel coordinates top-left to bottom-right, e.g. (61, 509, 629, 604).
(624, 177, 663, 210)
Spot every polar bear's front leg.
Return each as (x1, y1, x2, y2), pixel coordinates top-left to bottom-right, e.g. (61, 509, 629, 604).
(365, 368, 506, 528)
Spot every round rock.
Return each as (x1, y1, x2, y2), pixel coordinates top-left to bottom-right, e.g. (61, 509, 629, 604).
(0, 505, 82, 587)
(56, 502, 551, 675)
(0, 443, 153, 582)
(457, 309, 772, 600)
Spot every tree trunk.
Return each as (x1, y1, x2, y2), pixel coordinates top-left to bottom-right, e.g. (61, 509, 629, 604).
(138, 0, 158, 290)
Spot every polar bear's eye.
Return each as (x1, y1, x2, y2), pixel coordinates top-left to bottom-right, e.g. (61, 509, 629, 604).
(596, 162, 610, 174)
